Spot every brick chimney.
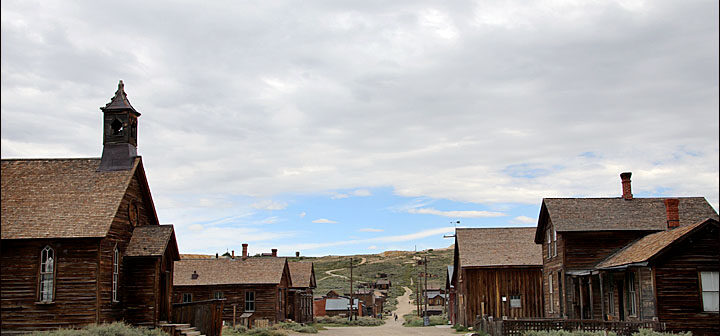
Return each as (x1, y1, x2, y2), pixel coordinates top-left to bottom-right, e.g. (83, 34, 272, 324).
(231, 250, 235, 259)
(620, 172, 633, 200)
(242, 243, 248, 260)
(664, 198, 680, 229)
(272, 249, 278, 257)
(296, 251, 300, 257)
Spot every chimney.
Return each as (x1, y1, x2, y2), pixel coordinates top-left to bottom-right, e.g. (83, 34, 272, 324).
(191, 271, 199, 280)
(231, 250, 235, 259)
(272, 249, 278, 257)
(296, 251, 300, 257)
(242, 244, 248, 260)
(620, 172, 633, 200)
(215, 253, 219, 259)
(664, 199, 680, 229)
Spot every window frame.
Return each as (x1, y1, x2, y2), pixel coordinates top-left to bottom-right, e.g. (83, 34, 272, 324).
(112, 245, 120, 302)
(548, 273, 554, 313)
(627, 272, 637, 316)
(699, 271, 719, 313)
(214, 291, 224, 300)
(552, 229, 558, 257)
(38, 245, 56, 303)
(546, 229, 552, 258)
(183, 293, 192, 303)
(246, 291, 256, 312)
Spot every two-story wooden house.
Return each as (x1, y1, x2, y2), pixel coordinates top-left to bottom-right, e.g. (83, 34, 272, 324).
(452, 227, 544, 326)
(535, 172, 718, 335)
(1, 81, 180, 332)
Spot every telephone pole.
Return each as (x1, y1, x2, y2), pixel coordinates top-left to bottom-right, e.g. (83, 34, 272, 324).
(424, 255, 429, 326)
(349, 257, 354, 321)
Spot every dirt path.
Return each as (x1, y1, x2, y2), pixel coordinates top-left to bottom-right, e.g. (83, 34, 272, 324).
(318, 258, 366, 281)
(302, 286, 457, 336)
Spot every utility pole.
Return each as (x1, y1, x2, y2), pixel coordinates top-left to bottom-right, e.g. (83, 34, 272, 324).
(424, 255, 429, 326)
(349, 257, 354, 321)
(416, 260, 421, 317)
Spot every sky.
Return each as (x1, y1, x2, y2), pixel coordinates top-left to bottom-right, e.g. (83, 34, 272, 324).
(1, 0, 718, 257)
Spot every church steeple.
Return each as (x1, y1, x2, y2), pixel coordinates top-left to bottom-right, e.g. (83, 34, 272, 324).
(98, 80, 141, 171)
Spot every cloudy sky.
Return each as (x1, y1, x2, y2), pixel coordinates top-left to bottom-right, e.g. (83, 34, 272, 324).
(2, 0, 718, 256)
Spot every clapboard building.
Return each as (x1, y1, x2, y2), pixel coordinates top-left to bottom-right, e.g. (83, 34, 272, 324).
(535, 172, 719, 335)
(1, 81, 180, 332)
(287, 261, 316, 323)
(452, 227, 544, 326)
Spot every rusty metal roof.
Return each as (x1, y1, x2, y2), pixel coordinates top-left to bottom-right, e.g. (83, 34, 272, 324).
(595, 218, 719, 269)
(1, 158, 143, 239)
(174, 257, 288, 286)
(456, 227, 542, 268)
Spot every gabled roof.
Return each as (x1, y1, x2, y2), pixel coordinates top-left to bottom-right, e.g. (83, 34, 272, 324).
(289, 261, 316, 288)
(595, 218, 719, 270)
(535, 197, 718, 243)
(125, 225, 179, 260)
(455, 227, 542, 268)
(1, 157, 158, 239)
(174, 257, 288, 286)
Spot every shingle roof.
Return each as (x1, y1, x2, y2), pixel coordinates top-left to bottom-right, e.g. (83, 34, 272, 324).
(289, 261, 315, 288)
(456, 227, 542, 267)
(174, 257, 288, 286)
(542, 197, 717, 233)
(595, 218, 719, 269)
(102, 80, 139, 115)
(1, 158, 141, 239)
(125, 225, 177, 257)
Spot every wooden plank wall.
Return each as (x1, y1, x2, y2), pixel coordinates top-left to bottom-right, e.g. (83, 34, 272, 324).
(123, 257, 159, 326)
(463, 267, 544, 321)
(173, 284, 282, 327)
(653, 224, 719, 335)
(1, 238, 100, 332)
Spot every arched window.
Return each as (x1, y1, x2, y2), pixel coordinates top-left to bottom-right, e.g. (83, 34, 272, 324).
(39, 246, 55, 302)
(113, 246, 119, 302)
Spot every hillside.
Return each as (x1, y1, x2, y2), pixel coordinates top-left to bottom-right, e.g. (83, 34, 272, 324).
(287, 245, 454, 312)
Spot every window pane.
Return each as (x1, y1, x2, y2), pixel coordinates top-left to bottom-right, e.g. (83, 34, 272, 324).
(702, 292, 719, 312)
(701, 272, 719, 291)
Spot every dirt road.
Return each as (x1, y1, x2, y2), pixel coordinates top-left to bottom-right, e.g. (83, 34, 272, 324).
(304, 286, 458, 336)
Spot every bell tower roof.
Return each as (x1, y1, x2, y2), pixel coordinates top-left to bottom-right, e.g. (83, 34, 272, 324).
(101, 80, 140, 116)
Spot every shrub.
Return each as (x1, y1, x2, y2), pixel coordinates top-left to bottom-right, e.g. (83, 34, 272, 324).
(524, 331, 617, 336)
(30, 322, 168, 336)
(314, 315, 383, 326)
(632, 329, 692, 336)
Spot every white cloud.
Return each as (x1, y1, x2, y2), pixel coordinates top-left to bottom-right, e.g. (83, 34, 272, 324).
(331, 189, 372, 199)
(407, 207, 506, 218)
(298, 212, 306, 218)
(368, 245, 378, 250)
(359, 228, 384, 232)
(251, 200, 288, 211)
(512, 216, 537, 224)
(312, 218, 338, 224)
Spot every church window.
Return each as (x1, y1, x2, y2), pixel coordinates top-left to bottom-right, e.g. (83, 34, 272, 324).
(39, 246, 55, 302)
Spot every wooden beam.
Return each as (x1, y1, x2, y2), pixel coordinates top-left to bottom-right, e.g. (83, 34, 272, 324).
(599, 272, 605, 321)
(588, 276, 594, 319)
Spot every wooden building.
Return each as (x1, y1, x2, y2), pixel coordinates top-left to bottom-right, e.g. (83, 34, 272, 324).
(535, 172, 718, 335)
(173, 256, 291, 328)
(452, 227, 544, 326)
(313, 296, 362, 317)
(446, 266, 456, 325)
(1, 81, 180, 333)
(287, 261, 316, 323)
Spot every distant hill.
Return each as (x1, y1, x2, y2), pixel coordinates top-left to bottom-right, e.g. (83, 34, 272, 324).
(180, 246, 455, 313)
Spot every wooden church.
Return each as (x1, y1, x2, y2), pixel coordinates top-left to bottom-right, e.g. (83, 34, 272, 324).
(1, 81, 180, 333)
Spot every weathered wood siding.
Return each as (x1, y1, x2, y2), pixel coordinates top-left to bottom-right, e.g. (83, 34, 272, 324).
(563, 231, 651, 270)
(289, 288, 314, 323)
(1, 238, 100, 332)
(123, 257, 159, 325)
(542, 219, 564, 317)
(462, 267, 544, 323)
(173, 284, 282, 326)
(653, 224, 719, 335)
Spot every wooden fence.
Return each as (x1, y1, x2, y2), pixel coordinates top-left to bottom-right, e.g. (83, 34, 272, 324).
(475, 317, 665, 336)
(172, 299, 225, 336)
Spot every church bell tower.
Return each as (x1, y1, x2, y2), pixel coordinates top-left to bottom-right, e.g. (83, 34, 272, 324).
(98, 80, 141, 171)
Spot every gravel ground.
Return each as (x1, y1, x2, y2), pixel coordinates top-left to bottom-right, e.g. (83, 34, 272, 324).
(293, 286, 462, 336)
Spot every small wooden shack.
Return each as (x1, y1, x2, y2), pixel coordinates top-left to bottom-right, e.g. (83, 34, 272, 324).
(173, 256, 291, 328)
(287, 261, 316, 323)
(452, 227, 544, 326)
(1, 81, 180, 332)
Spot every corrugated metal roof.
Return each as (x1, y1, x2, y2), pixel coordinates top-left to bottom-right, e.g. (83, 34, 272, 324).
(325, 297, 359, 311)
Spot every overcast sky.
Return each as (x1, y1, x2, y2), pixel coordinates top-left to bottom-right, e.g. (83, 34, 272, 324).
(2, 0, 718, 256)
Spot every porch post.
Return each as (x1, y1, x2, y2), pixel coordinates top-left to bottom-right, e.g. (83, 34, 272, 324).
(599, 272, 605, 321)
(579, 276, 584, 319)
(588, 276, 594, 319)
